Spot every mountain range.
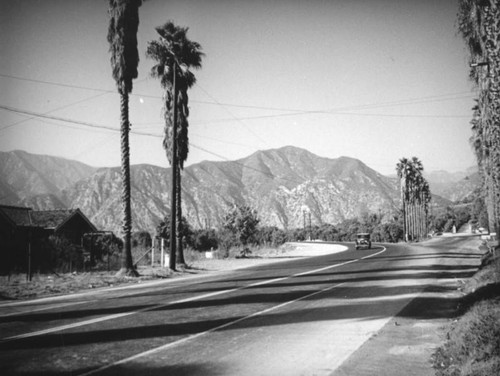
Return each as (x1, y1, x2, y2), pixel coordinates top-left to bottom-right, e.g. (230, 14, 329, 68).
(0, 147, 474, 234)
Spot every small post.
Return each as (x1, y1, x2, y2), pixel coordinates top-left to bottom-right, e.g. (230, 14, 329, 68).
(27, 236, 32, 282)
(151, 238, 155, 267)
(309, 212, 312, 241)
(160, 238, 165, 267)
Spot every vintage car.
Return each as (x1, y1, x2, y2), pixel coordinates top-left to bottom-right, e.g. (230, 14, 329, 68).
(355, 233, 372, 250)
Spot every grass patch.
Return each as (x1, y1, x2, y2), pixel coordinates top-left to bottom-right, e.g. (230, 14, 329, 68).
(434, 249, 500, 376)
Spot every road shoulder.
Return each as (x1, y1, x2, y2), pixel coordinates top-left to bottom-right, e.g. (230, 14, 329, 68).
(330, 237, 483, 376)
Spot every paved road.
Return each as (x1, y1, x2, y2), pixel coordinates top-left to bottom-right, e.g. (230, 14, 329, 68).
(0, 237, 482, 375)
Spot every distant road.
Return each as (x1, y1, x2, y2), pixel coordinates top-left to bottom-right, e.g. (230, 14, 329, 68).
(0, 237, 482, 375)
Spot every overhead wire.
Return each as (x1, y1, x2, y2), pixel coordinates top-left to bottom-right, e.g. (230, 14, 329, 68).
(0, 72, 476, 178)
(193, 82, 270, 147)
(0, 103, 305, 184)
(0, 72, 475, 126)
(0, 75, 147, 132)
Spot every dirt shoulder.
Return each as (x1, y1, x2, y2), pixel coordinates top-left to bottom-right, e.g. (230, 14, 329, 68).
(0, 242, 347, 301)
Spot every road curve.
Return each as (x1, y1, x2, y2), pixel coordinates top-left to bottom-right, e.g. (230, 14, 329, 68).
(0, 237, 482, 375)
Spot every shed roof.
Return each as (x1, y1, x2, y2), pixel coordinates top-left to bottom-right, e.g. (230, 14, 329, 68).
(31, 209, 97, 232)
(0, 205, 33, 227)
(0, 205, 97, 233)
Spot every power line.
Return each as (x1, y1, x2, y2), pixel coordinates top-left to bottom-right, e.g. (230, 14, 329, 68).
(194, 82, 270, 146)
(0, 75, 150, 132)
(189, 109, 472, 126)
(0, 73, 111, 93)
(0, 103, 304, 185)
(0, 104, 119, 132)
(1, 72, 475, 121)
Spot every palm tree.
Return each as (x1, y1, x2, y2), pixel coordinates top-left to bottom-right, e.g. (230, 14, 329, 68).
(470, 97, 498, 233)
(422, 180, 431, 238)
(107, 0, 142, 277)
(146, 21, 203, 269)
(457, 0, 500, 236)
(397, 157, 429, 241)
(410, 157, 424, 240)
(396, 158, 411, 241)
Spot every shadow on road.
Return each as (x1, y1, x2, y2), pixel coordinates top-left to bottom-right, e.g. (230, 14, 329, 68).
(0, 238, 484, 375)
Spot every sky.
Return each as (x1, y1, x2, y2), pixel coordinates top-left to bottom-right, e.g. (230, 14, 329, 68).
(0, 0, 478, 176)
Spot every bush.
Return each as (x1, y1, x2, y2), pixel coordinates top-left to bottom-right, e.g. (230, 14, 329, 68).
(371, 222, 404, 243)
(192, 229, 219, 251)
(217, 229, 239, 257)
(41, 235, 84, 273)
(83, 233, 122, 271)
(256, 226, 288, 247)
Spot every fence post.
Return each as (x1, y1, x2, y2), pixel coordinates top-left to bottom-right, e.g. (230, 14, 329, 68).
(160, 238, 165, 267)
(152, 238, 155, 267)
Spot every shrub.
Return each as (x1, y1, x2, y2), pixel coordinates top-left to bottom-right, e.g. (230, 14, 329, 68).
(192, 229, 219, 251)
(41, 235, 84, 273)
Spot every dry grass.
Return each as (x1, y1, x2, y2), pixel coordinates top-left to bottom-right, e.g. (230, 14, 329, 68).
(0, 244, 300, 301)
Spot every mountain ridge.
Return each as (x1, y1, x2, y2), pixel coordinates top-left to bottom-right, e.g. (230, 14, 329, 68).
(0, 147, 460, 234)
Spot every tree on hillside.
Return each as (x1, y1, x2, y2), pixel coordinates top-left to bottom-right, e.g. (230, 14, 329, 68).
(146, 21, 203, 270)
(107, 0, 142, 276)
(457, 0, 500, 236)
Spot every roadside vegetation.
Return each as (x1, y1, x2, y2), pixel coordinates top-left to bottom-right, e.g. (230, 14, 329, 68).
(433, 246, 500, 376)
(1, 197, 489, 280)
(432, 3, 500, 373)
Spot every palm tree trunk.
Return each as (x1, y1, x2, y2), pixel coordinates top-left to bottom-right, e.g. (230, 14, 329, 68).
(118, 91, 137, 276)
(169, 65, 178, 271)
(401, 183, 407, 242)
(403, 200, 408, 242)
(176, 165, 186, 265)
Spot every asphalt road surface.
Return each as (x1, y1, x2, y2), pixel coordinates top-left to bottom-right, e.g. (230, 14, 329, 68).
(0, 236, 482, 375)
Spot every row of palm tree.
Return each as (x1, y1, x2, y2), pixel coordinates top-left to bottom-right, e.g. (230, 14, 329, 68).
(457, 0, 500, 236)
(396, 157, 431, 242)
(107, 0, 203, 273)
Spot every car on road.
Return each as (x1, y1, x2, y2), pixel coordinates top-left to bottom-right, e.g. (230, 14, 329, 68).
(355, 233, 371, 250)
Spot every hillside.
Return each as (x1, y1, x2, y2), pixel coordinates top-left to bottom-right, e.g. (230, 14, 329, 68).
(0, 147, 455, 234)
(0, 150, 97, 205)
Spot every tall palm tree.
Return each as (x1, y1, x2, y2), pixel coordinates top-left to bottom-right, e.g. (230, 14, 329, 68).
(458, 0, 500, 236)
(410, 157, 424, 240)
(396, 158, 411, 241)
(146, 21, 203, 269)
(397, 157, 429, 241)
(483, 2, 500, 237)
(107, 0, 142, 277)
(470, 96, 498, 233)
(422, 180, 431, 238)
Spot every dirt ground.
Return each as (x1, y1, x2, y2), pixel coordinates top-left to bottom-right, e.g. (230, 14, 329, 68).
(0, 244, 309, 301)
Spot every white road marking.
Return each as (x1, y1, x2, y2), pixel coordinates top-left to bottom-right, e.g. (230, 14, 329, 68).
(78, 247, 387, 375)
(79, 281, 349, 376)
(1, 246, 386, 349)
(0, 301, 89, 318)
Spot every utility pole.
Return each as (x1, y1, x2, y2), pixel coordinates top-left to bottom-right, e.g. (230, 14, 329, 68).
(169, 63, 178, 270)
